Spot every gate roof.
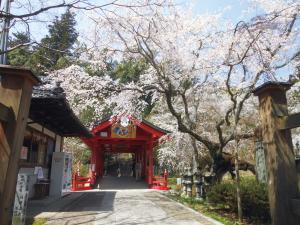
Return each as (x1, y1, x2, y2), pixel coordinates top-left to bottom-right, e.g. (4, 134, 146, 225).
(83, 117, 169, 153)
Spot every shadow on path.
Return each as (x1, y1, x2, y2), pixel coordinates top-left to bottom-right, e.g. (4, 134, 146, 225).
(96, 175, 148, 190)
(27, 191, 116, 219)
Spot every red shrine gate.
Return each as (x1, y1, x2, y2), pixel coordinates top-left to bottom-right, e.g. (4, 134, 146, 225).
(81, 117, 168, 188)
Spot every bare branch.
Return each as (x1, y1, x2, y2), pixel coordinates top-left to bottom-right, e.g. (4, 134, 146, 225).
(0, 1, 80, 19)
(0, 41, 34, 54)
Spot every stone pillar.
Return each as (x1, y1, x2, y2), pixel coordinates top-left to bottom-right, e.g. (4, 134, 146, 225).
(0, 66, 39, 225)
(253, 82, 300, 225)
(181, 168, 187, 196)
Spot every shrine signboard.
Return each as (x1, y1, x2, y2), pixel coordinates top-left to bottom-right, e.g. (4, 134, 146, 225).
(12, 174, 29, 225)
(111, 122, 136, 138)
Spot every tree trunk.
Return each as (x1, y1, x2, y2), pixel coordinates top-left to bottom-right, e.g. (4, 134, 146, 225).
(191, 137, 199, 173)
(234, 139, 243, 222)
(209, 152, 255, 184)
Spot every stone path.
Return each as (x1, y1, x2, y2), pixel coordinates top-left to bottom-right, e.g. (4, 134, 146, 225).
(31, 177, 222, 225)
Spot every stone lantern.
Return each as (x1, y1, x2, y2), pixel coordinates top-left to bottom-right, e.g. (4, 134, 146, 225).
(185, 167, 193, 197)
(194, 167, 203, 200)
(202, 169, 216, 199)
(181, 168, 188, 196)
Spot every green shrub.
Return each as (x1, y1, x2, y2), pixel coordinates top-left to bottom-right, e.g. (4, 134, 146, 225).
(207, 177, 270, 222)
(168, 177, 178, 185)
(79, 164, 89, 176)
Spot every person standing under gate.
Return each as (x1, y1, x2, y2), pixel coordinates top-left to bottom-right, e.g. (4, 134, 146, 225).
(117, 167, 121, 177)
(132, 160, 136, 177)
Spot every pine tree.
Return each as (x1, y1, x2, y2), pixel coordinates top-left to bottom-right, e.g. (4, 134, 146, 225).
(41, 9, 78, 68)
(112, 58, 148, 84)
(26, 9, 78, 74)
(7, 32, 31, 66)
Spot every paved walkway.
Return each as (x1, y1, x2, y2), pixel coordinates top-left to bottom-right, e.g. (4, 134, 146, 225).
(29, 177, 222, 225)
(96, 176, 148, 190)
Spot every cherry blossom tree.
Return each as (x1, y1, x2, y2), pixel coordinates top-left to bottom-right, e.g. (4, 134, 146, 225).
(48, 0, 300, 180)
(89, 0, 298, 174)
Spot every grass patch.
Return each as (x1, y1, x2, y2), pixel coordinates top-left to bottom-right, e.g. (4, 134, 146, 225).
(168, 177, 178, 186)
(168, 194, 241, 225)
(25, 217, 47, 225)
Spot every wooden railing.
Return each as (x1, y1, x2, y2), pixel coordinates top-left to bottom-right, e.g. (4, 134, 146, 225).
(71, 174, 92, 191)
(150, 170, 169, 190)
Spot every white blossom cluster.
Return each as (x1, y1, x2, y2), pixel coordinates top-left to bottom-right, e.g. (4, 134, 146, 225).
(50, 0, 300, 170)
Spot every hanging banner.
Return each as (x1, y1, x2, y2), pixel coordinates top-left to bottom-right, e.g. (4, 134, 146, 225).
(12, 174, 29, 225)
(20, 147, 28, 160)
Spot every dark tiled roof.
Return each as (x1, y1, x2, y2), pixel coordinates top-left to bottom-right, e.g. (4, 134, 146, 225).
(30, 83, 91, 137)
(253, 81, 292, 96)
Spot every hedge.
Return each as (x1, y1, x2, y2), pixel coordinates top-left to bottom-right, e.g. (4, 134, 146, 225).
(206, 177, 270, 222)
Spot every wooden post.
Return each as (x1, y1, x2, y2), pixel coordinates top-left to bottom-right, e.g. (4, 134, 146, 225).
(142, 146, 146, 177)
(253, 82, 300, 225)
(144, 143, 149, 182)
(148, 138, 153, 185)
(0, 66, 39, 225)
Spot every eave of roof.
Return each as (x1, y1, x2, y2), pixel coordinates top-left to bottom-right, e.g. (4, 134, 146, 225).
(29, 85, 91, 138)
(92, 116, 170, 135)
(141, 119, 170, 134)
(253, 81, 292, 96)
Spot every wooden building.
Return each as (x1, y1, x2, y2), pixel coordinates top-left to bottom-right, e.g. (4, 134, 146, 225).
(20, 83, 91, 198)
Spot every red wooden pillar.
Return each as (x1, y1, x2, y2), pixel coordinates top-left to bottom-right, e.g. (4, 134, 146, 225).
(148, 138, 154, 185)
(91, 149, 96, 171)
(99, 150, 104, 177)
(144, 145, 147, 178)
(141, 144, 144, 178)
(96, 150, 100, 176)
(96, 147, 102, 177)
(90, 144, 97, 184)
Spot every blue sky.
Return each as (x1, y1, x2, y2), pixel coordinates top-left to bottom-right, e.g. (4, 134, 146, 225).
(7, 0, 255, 42)
(188, 0, 247, 16)
(180, 0, 253, 22)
